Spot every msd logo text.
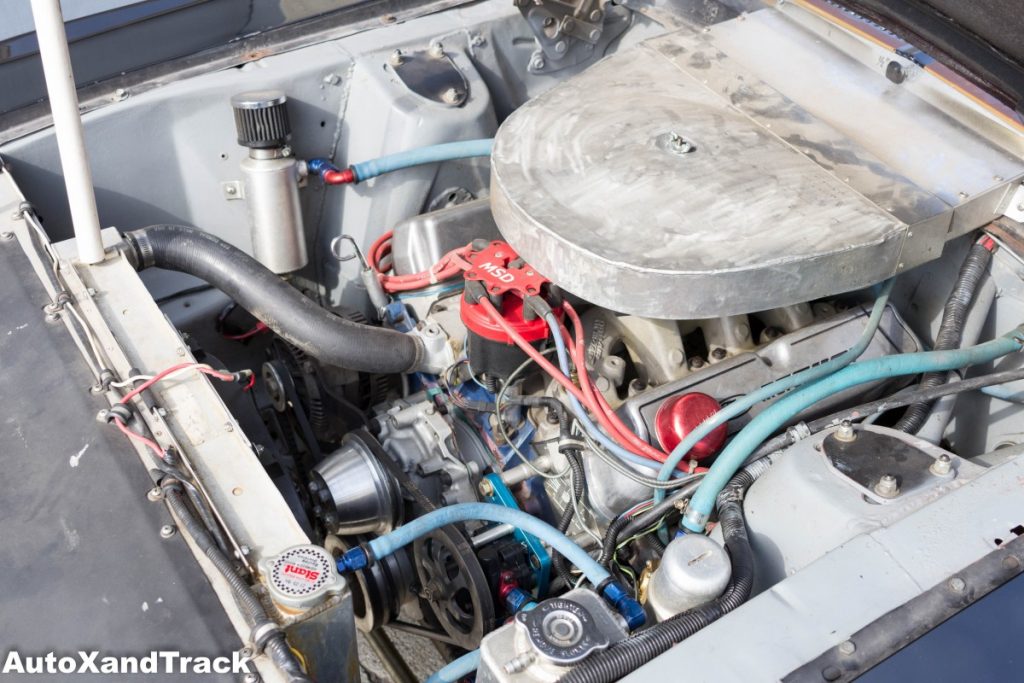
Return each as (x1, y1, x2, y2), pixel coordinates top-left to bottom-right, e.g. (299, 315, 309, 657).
(477, 261, 515, 284)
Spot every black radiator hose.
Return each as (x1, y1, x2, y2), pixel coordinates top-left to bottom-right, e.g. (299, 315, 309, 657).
(121, 225, 423, 374)
(894, 238, 994, 433)
(560, 470, 757, 683)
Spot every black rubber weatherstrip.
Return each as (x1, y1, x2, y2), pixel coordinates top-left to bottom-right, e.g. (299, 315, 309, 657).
(784, 533, 1024, 682)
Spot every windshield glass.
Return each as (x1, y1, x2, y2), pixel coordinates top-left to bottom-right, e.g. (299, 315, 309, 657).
(0, 0, 360, 116)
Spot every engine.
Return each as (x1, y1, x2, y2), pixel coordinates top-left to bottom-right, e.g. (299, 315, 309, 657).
(135, 43, 1020, 683)
(9, 1, 1024, 681)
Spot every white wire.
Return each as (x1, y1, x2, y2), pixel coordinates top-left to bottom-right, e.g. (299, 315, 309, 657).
(109, 363, 215, 389)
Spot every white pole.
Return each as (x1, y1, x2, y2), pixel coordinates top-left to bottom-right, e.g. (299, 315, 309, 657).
(29, 0, 105, 264)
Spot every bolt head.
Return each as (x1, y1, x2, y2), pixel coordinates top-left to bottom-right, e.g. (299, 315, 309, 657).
(159, 524, 177, 539)
(929, 453, 953, 476)
(948, 577, 966, 592)
(243, 673, 260, 683)
(322, 73, 341, 86)
(710, 347, 727, 361)
(835, 420, 856, 442)
(874, 474, 900, 498)
(479, 480, 495, 497)
(388, 49, 404, 67)
(428, 42, 445, 59)
(838, 640, 856, 656)
(147, 487, 164, 502)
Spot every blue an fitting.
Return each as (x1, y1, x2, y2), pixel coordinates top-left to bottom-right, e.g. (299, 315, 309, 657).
(336, 546, 370, 573)
(601, 581, 646, 631)
(504, 587, 538, 614)
(306, 158, 337, 175)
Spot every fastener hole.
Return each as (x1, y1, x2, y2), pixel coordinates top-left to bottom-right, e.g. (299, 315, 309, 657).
(993, 525, 1024, 547)
(320, 120, 326, 128)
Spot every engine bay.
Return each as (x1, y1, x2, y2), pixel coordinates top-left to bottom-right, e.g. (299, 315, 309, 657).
(5, 0, 1024, 681)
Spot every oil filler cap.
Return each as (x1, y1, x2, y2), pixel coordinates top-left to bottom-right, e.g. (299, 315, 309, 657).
(260, 544, 344, 612)
(654, 392, 727, 460)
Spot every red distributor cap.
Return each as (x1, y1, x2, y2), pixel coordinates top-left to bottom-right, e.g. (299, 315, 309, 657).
(654, 392, 728, 460)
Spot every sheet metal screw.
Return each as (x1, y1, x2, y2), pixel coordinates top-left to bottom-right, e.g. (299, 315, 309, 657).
(874, 474, 899, 498)
(147, 487, 164, 502)
(668, 131, 695, 154)
(930, 454, 952, 476)
(159, 524, 177, 539)
(442, 87, 464, 105)
(835, 420, 856, 443)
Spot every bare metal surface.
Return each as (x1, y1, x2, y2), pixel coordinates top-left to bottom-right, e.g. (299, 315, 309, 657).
(635, 444, 1024, 683)
(491, 6, 1024, 318)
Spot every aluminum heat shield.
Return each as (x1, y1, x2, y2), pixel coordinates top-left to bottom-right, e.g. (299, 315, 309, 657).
(490, 4, 1024, 318)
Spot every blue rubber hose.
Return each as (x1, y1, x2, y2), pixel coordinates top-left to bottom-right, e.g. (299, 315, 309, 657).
(367, 503, 611, 586)
(541, 312, 691, 481)
(980, 383, 1024, 403)
(654, 279, 895, 501)
(681, 329, 1024, 532)
(351, 139, 494, 182)
(425, 649, 480, 683)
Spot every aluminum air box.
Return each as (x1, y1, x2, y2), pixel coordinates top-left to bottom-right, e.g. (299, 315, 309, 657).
(490, 5, 1024, 318)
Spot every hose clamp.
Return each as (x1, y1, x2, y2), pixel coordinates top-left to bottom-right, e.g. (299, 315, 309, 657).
(249, 621, 283, 653)
(128, 230, 155, 269)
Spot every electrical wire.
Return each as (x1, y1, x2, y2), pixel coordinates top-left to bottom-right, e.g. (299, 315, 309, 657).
(109, 362, 243, 459)
(494, 348, 572, 481)
(117, 362, 236, 405)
